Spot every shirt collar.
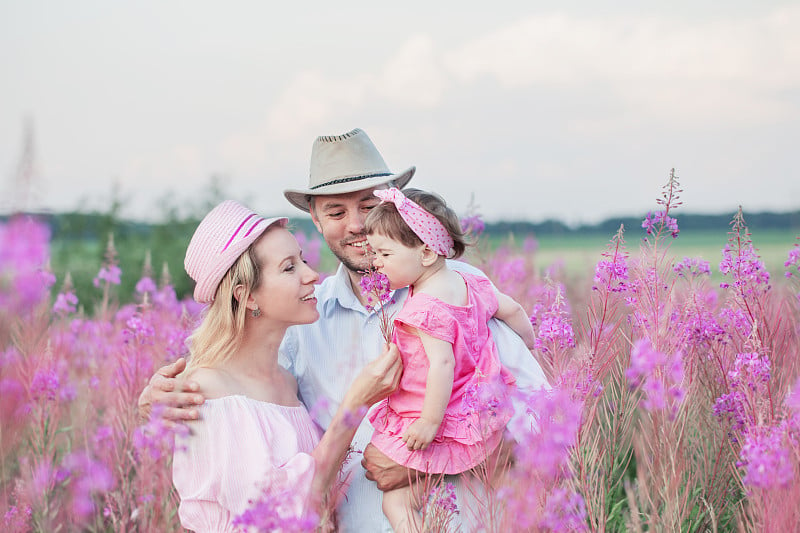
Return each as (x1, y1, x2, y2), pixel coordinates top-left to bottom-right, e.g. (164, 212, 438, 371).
(321, 264, 367, 316)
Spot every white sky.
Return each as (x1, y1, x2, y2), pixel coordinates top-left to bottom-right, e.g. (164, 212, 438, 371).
(2, 1, 798, 224)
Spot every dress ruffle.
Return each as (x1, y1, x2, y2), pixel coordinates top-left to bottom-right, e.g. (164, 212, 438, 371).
(369, 398, 509, 446)
(368, 401, 506, 474)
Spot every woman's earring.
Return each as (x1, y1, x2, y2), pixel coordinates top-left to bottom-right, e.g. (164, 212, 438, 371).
(251, 307, 261, 318)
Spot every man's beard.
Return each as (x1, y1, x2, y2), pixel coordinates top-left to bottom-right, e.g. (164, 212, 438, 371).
(332, 238, 372, 274)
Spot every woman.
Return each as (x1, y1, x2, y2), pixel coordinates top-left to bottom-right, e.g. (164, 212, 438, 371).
(172, 200, 401, 531)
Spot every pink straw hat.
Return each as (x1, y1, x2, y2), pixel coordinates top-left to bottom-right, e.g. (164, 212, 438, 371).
(184, 200, 287, 303)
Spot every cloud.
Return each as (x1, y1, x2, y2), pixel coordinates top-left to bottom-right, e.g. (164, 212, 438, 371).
(376, 35, 447, 107)
(444, 7, 800, 126)
(260, 7, 800, 148)
(264, 70, 370, 140)
(263, 35, 448, 138)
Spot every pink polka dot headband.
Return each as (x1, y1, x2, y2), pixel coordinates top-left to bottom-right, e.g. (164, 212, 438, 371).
(373, 188, 455, 257)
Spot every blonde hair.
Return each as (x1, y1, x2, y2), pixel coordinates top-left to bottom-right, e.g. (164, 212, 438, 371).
(365, 188, 468, 259)
(185, 240, 262, 369)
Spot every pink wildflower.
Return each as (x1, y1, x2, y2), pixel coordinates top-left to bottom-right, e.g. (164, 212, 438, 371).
(61, 451, 114, 518)
(535, 313, 576, 353)
(427, 482, 459, 515)
(719, 307, 753, 338)
(135, 276, 157, 294)
(358, 269, 394, 343)
(737, 425, 794, 489)
(307, 397, 331, 424)
(358, 270, 392, 308)
(92, 425, 115, 456)
(233, 486, 318, 532)
(523, 235, 539, 254)
(29, 364, 74, 403)
(460, 214, 485, 237)
(122, 313, 155, 345)
(540, 486, 589, 532)
(3, 504, 33, 531)
(785, 244, 800, 278)
(626, 339, 666, 386)
(679, 306, 726, 349)
(13, 270, 54, 310)
(93, 264, 121, 287)
(642, 210, 680, 239)
(713, 390, 747, 436)
(29, 459, 68, 503)
(673, 256, 711, 277)
(728, 352, 771, 393)
(713, 352, 771, 441)
(501, 387, 586, 530)
(0, 216, 50, 268)
(556, 366, 603, 401)
(341, 405, 368, 429)
(53, 291, 79, 314)
(593, 258, 630, 293)
(785, 377, 800, 431)
(488, 254, 527, 293)
(134, 405, 188, 461)
(719, 242, 770, 293)
(460, 376, 514, 429)
(0, 217, 53, 312)
(719, 210, 770, 295)
(626, 339, 685, 417)
(511, 387, 583, 480)
(592, 228, 629, 293)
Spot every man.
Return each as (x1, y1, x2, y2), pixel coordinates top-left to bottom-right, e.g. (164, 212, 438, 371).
(139, 128, 548, 531)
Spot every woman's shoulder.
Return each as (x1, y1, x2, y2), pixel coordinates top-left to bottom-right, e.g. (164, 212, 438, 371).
(185, 365, 301, 406)
(183, 366, 240, 400)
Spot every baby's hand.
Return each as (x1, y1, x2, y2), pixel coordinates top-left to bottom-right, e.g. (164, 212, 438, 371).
(402, 418, 439, 451)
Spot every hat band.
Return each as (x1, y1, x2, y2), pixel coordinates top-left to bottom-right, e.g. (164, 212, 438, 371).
(222, 214, 264, 252)
(310, 172, 392, 190)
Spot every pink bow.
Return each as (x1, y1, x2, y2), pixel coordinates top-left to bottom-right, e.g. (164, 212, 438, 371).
(373, 188, 455, 257)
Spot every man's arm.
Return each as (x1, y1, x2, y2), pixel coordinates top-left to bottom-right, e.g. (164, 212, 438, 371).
(494, 291, 536, 350)
(137, 357, 205, 422)
(362, 443, 426, 491)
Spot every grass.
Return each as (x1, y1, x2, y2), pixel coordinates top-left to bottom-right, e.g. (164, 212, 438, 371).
(481, 229, 798, 281)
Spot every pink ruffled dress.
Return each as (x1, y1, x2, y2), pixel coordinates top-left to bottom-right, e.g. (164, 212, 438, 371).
(172, 395, 321, 532)
(368, 272, 516, 474)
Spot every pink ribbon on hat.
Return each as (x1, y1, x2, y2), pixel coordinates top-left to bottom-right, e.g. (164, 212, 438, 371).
(373, 188, 455, 257)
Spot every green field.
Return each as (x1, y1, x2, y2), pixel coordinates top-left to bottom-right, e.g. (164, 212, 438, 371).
(47, 226, 798, 311)
(481, 228, 798, 281)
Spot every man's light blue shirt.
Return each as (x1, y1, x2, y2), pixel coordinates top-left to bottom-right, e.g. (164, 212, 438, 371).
(280, 262, 549, 532)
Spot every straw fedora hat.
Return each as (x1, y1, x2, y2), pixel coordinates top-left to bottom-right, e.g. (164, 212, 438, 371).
(283, 128, 415, 212)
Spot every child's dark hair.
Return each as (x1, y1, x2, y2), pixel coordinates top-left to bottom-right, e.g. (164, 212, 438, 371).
(365, 188, 468, 259)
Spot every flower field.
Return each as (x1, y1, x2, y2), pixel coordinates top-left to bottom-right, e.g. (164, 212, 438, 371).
(2, 172, 800, 531)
